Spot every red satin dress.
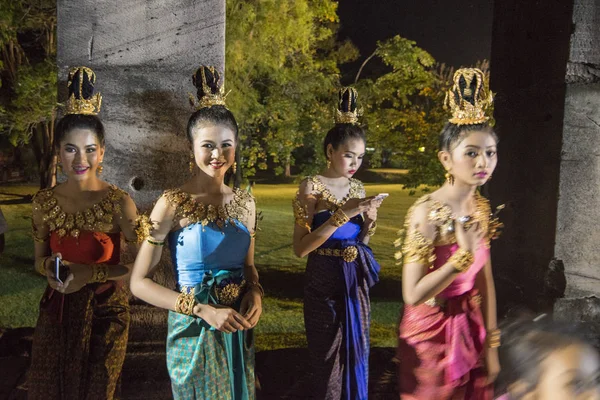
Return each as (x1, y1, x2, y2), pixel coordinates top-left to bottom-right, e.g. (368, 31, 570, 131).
(28, 187, 130, 400)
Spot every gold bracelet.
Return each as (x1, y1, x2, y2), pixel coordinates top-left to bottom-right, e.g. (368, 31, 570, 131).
(487, 328, 501, 348)
(146, 236, 165, 246)
(448, 248, 474, 272)
(366, 221, 377, 237)
(90, 264, 109, 283)
(36, 256, 50, 276)
(330, 208, 350, 227)
(247, 281, 265, 298)
(175, 292, 196, 315)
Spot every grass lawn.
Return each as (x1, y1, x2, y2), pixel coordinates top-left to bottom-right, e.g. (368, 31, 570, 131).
(0, 181, 422, 351)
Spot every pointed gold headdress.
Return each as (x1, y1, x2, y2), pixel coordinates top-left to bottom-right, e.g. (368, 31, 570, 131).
(190, 65, 227, 109)
(335, 87, 361, 125)
(65, 67, 102, 115)
(444, 68, 493, 125)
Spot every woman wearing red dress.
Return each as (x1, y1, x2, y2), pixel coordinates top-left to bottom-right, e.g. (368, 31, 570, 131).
(28, 67, 138, 399)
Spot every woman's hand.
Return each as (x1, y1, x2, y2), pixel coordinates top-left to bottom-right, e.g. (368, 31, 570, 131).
(239, 287, 263, 328)
(454, 219, 484, 254)
(485, 347, 500, 384)
(57, 262, 93, 294)
(194, 303, 252, 333)
(44, 253, 62, 290)
(341, 196, 378, 219)
(363, 198, 384, 225)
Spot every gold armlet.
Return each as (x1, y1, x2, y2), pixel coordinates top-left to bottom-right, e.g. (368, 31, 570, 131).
(246, 281, 265, 298)
(366, 221, 377, 237)
(395, 229, 436, 267)
(330, 208, 350, 227)
(175, 292, 196, 315)
(487, 328, 501, 348)
(32, 224, 49, 243)
(448, 248, 474, 272)
(89, 264, 109, 283)
(36, 256, 51, 276)
(292, 197, 311, 232)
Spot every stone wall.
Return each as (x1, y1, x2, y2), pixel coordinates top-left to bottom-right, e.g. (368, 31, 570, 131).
(57, 0, 225, 208)
(488, 0, 575, 314)
(555, 0, 600, 298)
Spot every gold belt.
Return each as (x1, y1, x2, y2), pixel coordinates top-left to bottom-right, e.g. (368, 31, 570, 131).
(423, 294, 482, 308)
(179, 280, 247, 306)
(314, 246, 358, 262)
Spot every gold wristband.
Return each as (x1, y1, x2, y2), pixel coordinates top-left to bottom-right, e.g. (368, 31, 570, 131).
(175, 292, 196, 315)
(330, 208, 350, 227)
(146, 236, 165, 246)
(247, 281, 265, 298)
(366, 221, 377, 237)
(487, 328, 501, 348)
(448, 248, 474, 272)
(36, 256, 50, 276)
(90, 264, 109, 283)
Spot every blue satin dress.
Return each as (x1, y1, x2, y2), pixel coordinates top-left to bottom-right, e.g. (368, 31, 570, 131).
(300, 176, 381, 400)
(163, 189, 255, 400)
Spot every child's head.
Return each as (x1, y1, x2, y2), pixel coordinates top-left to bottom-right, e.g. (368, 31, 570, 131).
(499, 315, 600, 400)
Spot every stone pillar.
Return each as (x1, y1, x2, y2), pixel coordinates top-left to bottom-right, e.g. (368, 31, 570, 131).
(553, 0, 600, 347)
(57, 1, 225, 395)
(488, 0, 575, 315)
(57, 0, 225, 207)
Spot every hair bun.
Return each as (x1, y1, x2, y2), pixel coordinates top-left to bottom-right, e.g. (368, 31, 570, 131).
(334, 87, 360, 125)
(190, 65, 226, 109)
(65, 66, 102, 115)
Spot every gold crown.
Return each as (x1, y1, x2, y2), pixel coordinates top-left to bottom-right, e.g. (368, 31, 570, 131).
(65, 67, 102, 115)
(190, 66, 227, 109)
(334, 87, 361, 125)
(444, 68, 493, 125)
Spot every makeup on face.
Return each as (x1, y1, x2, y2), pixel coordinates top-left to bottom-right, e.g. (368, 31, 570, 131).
(59, 128, 104, 180)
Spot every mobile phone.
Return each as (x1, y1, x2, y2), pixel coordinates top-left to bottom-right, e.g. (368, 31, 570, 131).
(54, 256, 68, 284)
(375, 193, 389, 200)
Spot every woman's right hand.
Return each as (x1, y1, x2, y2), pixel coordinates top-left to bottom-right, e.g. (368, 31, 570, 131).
(194, 303, 252, 333)
(45, 253, 62, 289)
(454, 219, 484, 254)
(341, 196, 379, 219)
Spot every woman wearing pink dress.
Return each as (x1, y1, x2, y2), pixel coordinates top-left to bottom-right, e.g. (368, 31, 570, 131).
(396, 68, 503, 399)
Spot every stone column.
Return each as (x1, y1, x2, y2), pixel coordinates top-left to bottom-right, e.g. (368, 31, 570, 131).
(57, 0, 225, 207)
(57, 1, 225, 395)
(488, 0, 575, 315)
(554, 0, 600, 347)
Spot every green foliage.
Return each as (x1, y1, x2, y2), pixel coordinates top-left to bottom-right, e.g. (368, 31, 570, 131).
(226, 0, 357, 177)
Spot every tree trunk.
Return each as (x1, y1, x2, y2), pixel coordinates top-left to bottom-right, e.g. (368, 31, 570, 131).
(284, 158, 291, 178)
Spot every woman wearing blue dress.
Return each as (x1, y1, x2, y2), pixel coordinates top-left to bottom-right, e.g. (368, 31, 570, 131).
(130, 66, 263, 399)
(293, 87, 384, 399)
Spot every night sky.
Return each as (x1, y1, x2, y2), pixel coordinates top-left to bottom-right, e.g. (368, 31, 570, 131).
(337, 0, 494, 83)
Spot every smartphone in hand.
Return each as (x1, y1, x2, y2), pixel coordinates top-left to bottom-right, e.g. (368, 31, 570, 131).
(54, 256, 68, 284)
(375, 193, 389, 201)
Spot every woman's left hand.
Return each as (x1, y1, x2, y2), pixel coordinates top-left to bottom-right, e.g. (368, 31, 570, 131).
(485, 347, 501, 385)
(57, 262, 93, 294)
(239, 288, 262, 328)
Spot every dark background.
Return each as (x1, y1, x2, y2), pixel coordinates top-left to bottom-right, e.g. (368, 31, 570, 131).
(337, 0, 494, 83)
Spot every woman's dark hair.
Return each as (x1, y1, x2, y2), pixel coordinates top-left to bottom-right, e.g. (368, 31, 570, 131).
(55, 67, 105, 151)
(187, 66, 241, 188)
(497, 314, 594, 396)
(438, 122, 498, 152)
(323, 87, 366, 157)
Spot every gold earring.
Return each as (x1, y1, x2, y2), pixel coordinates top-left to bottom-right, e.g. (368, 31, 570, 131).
(189, 151, 195, 173)
(97, 162, 103, 175)
(327, 159, 331, 169)
(232, 162, 237, 174)
(57, 158, 63, 174)
(488, 174, 492, 182)
(445, 171, 454, 185)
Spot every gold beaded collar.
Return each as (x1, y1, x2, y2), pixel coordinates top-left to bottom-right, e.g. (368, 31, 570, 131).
(164, 188, 254, 231)
(32, 185, 125, 239)
(308, 175, 364, 212)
